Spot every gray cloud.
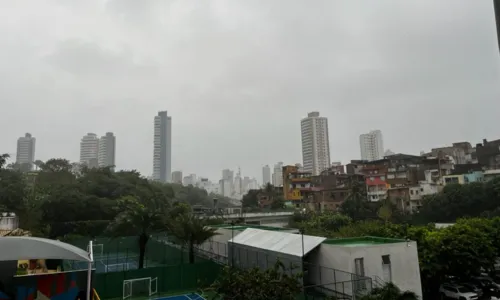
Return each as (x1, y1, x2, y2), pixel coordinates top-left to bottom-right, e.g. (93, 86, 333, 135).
(0, 0, 499, 181)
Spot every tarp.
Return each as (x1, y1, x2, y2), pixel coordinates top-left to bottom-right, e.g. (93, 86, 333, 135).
(0, 236, 91, 262)
(229, 228, 326, 257)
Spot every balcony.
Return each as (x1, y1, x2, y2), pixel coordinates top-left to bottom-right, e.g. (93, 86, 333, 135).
(367, 190, 387, 196)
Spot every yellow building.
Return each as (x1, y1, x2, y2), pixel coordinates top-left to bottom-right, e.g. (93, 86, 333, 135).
(282, 165, 312, 201)
(442, 174, 465, 185)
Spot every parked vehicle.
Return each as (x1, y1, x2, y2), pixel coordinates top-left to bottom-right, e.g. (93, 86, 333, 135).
(439, 283, 478, 300)
(460, 283, 483, 298)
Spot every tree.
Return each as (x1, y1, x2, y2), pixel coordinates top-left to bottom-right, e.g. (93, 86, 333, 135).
(209, 260, 303, 300)
(360, 282, 418, 300)
(167, 214, 218, 264)
(106, 196, 167, 268)
(242, 189, 259, 208)
(0, 153, 10, 169)
(340, 179, 375, 221)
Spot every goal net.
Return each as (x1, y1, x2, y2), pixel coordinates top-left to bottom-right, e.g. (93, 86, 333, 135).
(123, 277, 157, 300)
(87, 243, 104, 258)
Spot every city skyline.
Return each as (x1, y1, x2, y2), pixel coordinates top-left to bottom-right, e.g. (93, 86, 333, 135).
(1, 1, 499, 181)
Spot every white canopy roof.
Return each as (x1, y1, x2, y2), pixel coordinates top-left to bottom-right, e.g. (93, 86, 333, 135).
(229, 228, 326, 257)
(0, 237, 91, 262)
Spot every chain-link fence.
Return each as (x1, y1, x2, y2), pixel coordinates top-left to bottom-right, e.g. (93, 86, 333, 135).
(92, 260, 222, 299)
(65, 235, 210, 273)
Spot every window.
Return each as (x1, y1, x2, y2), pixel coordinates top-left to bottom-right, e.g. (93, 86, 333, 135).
(410, 190, 414, 195)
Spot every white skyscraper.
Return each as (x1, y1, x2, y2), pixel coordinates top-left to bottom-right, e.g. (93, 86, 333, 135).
(360, 130, 384, 161)
(153, 111, 172, 183)
(300, 112, 331, 175)
(98, 132, 116, 168)
(272, 162, 284, 187)
(16, 133, 36, 171)
(80, 133, 99, 168)
(262, 165, 271, 186)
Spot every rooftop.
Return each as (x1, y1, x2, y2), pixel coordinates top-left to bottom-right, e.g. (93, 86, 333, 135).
(211, 224, 296, 232)
(322, 236, 407, 247)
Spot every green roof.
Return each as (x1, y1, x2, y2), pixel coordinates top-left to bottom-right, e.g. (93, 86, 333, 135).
(210, 224, 295, 232)
(322, 236, 407, 247)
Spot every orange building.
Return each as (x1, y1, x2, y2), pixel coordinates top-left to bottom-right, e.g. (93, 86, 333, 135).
(282, 165, 312, 201)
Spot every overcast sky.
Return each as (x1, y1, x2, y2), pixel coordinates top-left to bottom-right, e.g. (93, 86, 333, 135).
(1, 0, 499, 182)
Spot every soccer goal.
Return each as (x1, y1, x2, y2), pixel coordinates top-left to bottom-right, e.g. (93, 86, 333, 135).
(87, 243, 104, 257)
(123, 277, 157, 300)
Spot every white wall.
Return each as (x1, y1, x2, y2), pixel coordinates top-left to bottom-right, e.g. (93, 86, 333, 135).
(308, 242, 422, 299)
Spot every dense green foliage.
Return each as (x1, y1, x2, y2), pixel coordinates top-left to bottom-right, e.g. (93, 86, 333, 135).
(360, 282, 418, 300)
(0, 155, 226, 268)
(209, 261, 302, 300)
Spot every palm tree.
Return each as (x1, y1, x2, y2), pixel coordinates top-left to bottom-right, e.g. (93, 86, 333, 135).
(360, 282, 418, 300)
(106, 195, 166, 268)
(167, 214, 218, 264)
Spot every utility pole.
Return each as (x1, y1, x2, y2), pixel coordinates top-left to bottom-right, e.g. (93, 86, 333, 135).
(495, 0, 500, 52)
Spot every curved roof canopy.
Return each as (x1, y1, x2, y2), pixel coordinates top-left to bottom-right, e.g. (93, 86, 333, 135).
(0, 237, 91, 262)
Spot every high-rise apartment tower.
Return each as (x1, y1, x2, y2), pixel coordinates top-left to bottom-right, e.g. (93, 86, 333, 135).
(153, 111, 172, 183)
(359, 130, 384, 161)
(16, 133, 36, 171)
(300, 112, 331, 175)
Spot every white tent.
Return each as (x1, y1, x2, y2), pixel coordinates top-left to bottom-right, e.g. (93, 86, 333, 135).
(0, 237, 93, 300)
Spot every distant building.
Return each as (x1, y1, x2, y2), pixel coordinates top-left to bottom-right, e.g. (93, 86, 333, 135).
(80, 133, 99, 168)
(16, 133, 36, 171)
(153, 111, 172, 183)
(272, 162, 284, 187)
(172, 171, 183, 184)
(183, 174, 197, 186)
(476, 139, 500, 169)
(301, 112, 331, 175)
(359, 130, 384, 161)
(384, 149, 395, 156)
(262, 165, 271, 186)
(98, 132, 116, 168)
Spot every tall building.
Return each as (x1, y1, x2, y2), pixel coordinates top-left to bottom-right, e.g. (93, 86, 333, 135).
(360, 130, 384, 161)
(80, 133, 99, 168)
(16, 133, 36, 171)
(272, 162, 284, 186)
(300, 112, 331, 175)
(222, 169, 234, 181)
(262, 165, 271, 186)
(98, 132, 116, 168)
(153, 111, 172, 183)
(172, 171, 183, 184)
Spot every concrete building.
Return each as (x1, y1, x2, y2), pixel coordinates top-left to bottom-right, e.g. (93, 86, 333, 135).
(97, 132, 115, 168)
(307, 173, 365, 211)
(16, 133, 36, 171)
(183, 174, 197, 186)
(362, 164, 388, 202)
(219, 179, 232, 198)
(359, 130, 384, 161)
(153, 111, 172, 183)
(80, 133, 99, 168)
(262, 165, 271, 186)
(218, 228, 422, 299)
(272, 162, 284, 186)
(283, 165, 312, 204)
(171, 171, 183, 184)
(301, 112, 331, 175)
(309, 237, 422, 299)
